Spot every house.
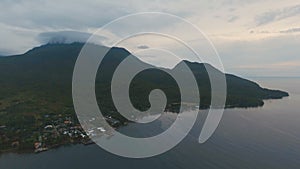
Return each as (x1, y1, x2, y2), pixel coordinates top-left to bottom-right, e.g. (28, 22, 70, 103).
(11, 141, 20, 148)
(97, 127, 106, 132)
(105, 117, 121, 127)
(64, 120, 72, 125)
(34, 142, 42, 149)
(44, 125, 53, 129)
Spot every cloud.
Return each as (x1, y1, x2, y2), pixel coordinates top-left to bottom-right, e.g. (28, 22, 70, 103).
(217, 34, 300, 77)
(228, 8, 236, 12)
(249, 27, 300, 35)
(0, 23, 39, 56)
(248, 30, 270, 34)
(237, 61, 300, 69)
(280, 27, 300, 34)
(0, 49, 14, 56)
(0, 0, 299, 76)
(37, 31, 107, 44)
(255, 4, 300, 26)
(0, 0, 132, 29)
(227, 16, 239, 22)
(0, 0, 199, 30)
(137, 45, 150, 49)
(220, 0, 260, 6)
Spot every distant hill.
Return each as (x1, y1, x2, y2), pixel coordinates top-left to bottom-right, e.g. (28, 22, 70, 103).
(0, 43, 289, 123)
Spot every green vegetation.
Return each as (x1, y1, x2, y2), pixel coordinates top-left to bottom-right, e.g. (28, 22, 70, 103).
(0, 43, 288, 153)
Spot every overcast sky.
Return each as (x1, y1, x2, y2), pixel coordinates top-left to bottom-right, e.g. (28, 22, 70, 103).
(0, 0, 299, 77)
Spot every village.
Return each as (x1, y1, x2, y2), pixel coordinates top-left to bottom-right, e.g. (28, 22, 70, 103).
(34, 113, 123, 153)
(0, 112, 122, 153)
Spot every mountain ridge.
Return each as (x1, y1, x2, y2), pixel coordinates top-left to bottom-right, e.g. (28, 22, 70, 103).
(0, 42, 288, 104)
(0, 42, 289, 151)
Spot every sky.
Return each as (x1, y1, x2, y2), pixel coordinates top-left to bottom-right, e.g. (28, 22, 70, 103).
(0, 0, 299, 77)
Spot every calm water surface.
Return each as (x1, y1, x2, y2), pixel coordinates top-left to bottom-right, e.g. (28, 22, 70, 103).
(1, 77, 300, 169)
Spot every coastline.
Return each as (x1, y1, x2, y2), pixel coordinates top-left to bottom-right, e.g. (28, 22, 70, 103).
(0, 94, 289, 155)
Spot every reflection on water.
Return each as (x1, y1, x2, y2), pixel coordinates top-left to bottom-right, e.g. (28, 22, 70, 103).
(1, 77, 300, 169)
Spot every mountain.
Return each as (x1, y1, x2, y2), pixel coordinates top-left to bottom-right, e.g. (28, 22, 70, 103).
(0, 43, 289, 151)
(0, 43, 288, 123)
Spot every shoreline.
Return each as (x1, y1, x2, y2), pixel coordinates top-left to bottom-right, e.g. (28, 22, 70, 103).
(0, 94, 289, 156)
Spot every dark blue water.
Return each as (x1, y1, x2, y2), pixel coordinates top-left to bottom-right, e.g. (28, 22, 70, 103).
(1, 77, 300, 169)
